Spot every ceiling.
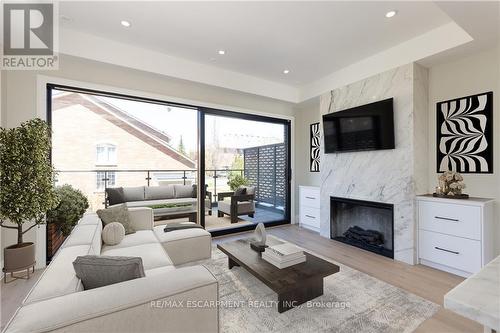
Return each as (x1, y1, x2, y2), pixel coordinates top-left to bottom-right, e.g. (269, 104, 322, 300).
(57, 1, 499, 103)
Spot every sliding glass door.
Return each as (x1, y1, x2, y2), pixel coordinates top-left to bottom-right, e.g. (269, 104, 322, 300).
(199, 109, 291, 234)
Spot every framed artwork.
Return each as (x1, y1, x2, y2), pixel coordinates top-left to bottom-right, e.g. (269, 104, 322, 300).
(437, 91, 493, 173)
(310, 122, 320, 172)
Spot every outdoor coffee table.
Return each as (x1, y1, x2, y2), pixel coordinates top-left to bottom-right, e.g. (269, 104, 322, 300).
(217, 237, 340, 313)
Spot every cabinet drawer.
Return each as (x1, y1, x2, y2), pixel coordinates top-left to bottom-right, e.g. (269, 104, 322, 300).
(418, 201, 481, 240)
(419, 230, 481, 274)
(300, 187, 320, 209)
(300, 206, 320, 228)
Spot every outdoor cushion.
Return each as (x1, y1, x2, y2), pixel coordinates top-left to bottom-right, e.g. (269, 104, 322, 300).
(174, 184, 194, 198)
(106, 187, 125, 205)
(122, 186, 145, 202)
(100, 243, 172, 270)
(124, 198, 197, 208)
(101, 222, 125, 246)
(73, 255, 145, 290)
(145, 185, 175, 200)
(102, 230, 158, 250)
(234, 187, 247, 196)
(24, 245, 91, 304)
(244, 186, 256, 196)
(218, 200, 255, 215)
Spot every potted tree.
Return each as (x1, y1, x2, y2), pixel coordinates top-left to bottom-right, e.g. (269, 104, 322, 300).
(0, 119, 58, 282)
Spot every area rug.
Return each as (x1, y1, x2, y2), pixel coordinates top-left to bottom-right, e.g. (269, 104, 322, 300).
(184, 236, 439, 333)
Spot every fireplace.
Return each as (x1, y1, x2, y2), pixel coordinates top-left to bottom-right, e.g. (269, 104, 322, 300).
(330, 197, 394, 259)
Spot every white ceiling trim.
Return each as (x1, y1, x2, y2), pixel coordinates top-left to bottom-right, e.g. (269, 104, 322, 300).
(60, 22, 472, 104)
(300, 22, 473, 101)
(59, 28, 300, 103)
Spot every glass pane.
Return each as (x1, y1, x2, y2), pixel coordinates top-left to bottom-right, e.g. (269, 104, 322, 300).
(51, 89, 199, 225)
(204, 114, 288, 232)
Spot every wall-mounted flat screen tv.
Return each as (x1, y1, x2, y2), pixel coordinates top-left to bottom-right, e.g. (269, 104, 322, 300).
(322, 98, 395, 153)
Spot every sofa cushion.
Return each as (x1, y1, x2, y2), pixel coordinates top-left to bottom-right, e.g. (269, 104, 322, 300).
(153, 225, 211, 265)
(64, 224, 100, 248)
(100, 243, 172, 270)
(102, 230, 158, 250)
(90, 220, 103, 255)
(73, 255, 145, 290)
(174, 185, 194, 199)
(145, 185, 175, 200)
(106, 187, 125, 205)
(24, 245, 91, 304)
(102, 222, 125, 246)
(78, 214, 100, 226)
(97, 204, 135, 235)
(122, 186, 145, 202)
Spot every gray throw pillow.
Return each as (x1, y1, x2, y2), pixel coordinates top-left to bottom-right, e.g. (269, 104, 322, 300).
(97, 204, 135, 234)
(73, 255, 145, 290)
(234, 187, 247, 196)
(106, 187, 125, 206)
(174, 184, 194, 198)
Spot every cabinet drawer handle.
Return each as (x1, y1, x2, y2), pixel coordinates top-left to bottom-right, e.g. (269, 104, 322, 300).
(434, 247, 459, 255)
(434, 216, 459, 222)
(305, 196, 316, 200)
(305, 215, 316, 219)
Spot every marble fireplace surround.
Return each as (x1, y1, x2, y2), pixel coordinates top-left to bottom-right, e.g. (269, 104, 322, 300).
(319, 63, 428, 265)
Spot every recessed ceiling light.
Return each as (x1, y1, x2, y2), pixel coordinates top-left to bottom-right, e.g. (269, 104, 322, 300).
(283, 69, 290, 74)
(218, 50, 225, 55)
(121, 20, 131, 27)
(385, 10, 397, 18)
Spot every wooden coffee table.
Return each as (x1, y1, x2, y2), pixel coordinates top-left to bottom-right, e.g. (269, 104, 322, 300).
(217, 237, 340, 313)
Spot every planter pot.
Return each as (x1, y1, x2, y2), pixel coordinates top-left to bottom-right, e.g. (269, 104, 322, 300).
(3, 242, 36, 283)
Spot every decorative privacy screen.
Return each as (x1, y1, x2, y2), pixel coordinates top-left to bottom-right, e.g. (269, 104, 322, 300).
(310, 122, 320, 172)
(244, 143, 286, 208)
(437, 91, 493, 173)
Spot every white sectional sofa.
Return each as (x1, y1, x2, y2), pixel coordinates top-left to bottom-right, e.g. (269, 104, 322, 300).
(3, 208, 218, 333)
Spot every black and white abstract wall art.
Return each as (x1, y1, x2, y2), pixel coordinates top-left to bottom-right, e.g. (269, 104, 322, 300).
(437, 91, 493, 173)
(310, 122, 320, 172)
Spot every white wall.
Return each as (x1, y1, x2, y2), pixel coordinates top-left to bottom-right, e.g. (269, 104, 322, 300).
(293, 98, 321, 217)
(427, 46, 500, 254)
(1, 54, 296, 266)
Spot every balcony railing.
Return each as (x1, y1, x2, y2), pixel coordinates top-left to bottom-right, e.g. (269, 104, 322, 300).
(54, 169, 246, 212)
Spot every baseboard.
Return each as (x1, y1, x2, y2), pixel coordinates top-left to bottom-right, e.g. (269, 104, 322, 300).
(419, 258, 472, 278)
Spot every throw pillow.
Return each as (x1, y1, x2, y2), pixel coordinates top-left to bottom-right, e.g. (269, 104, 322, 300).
(73, 255, 145, 290)
(102, 222, 125, 245)
(105, 187, 125, 206)
(234, 187, 247, 196)
(97, 204, 135, 234)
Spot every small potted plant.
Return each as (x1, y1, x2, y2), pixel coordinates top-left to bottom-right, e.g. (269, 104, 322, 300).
(227, 174, 250, 191)
(0, 119, 58, 282)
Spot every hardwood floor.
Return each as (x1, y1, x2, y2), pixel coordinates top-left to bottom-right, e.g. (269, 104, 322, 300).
(1, 224, 481, 332)
(215, 224, 482, 333)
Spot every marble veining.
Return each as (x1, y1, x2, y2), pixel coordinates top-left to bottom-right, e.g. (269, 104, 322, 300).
(319, 63, 428, 264)
(444, 255, 500, 330)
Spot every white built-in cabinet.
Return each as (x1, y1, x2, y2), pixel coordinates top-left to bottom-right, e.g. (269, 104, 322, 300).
(299, 186, 320, 232)
(417, 195, 494, 277)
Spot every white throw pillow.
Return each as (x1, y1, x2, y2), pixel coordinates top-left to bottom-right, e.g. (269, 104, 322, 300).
(102, 222, 125, 246)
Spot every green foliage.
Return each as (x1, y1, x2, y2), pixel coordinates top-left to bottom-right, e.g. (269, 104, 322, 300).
(229, 154, 244, 178)
(46, 185, 89, 236)
(227, 174, 249, 191)
(0, 118, 59, 243)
